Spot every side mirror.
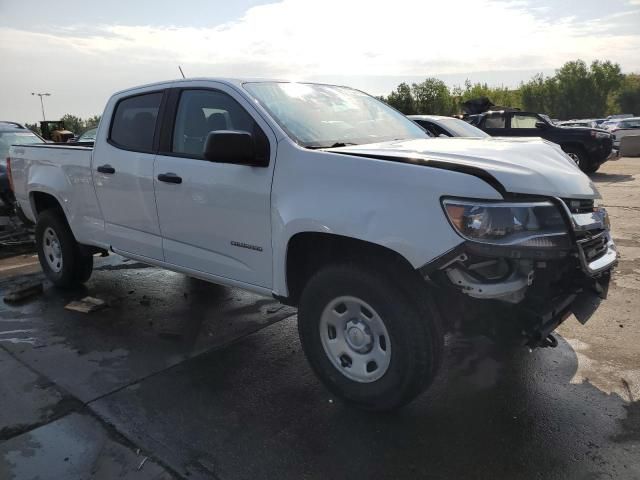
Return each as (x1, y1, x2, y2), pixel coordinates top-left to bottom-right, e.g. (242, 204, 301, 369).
(535, 121, 548, 129)
(203, 130, 257, 165)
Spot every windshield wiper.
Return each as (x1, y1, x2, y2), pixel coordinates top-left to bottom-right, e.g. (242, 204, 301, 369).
(305, 142, 358, 149)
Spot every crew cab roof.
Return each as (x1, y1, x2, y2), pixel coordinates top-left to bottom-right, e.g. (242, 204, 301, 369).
(111, 77, 351, 96)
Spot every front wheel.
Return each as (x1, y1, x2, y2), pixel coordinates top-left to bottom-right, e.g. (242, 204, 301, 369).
(297, 264, 443, 411)
(562, 146, 595, 173)
(36, 209, 93, 288)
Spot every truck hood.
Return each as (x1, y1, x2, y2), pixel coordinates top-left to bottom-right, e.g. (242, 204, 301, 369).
(328, 137, 600, 199)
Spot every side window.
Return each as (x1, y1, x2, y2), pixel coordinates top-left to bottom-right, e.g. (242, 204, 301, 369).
(420, 122, 450, 137)
(172, 90, 257, 157)
(414, 121, 436, 137)
(511, 114, 539, 129)
(110, 92, 162, 151)
(484, 115, 505, 128)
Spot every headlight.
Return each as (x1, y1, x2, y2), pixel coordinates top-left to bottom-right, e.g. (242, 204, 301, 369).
(442, 199, 569, 247)
(591, 131, 611, 139)
(593, 202, 611, 230)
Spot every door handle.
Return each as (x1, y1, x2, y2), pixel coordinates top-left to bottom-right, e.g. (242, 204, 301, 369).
(97, 164, 115, 174)
(157, 172, 182, 184)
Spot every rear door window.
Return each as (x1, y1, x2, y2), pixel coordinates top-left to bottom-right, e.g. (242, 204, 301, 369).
(110, 92, 163, 152)
(510, 114, 539, 129)
(484, 115, 505, 128)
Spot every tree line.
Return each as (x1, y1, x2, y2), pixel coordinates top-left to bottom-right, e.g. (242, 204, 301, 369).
(379, 60, 640, 119)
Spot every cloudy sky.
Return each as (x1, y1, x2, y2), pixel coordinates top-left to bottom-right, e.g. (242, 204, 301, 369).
(1, 0, 639, 124)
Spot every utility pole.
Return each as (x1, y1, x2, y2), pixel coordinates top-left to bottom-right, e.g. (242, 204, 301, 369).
(31, 92, 51, 121)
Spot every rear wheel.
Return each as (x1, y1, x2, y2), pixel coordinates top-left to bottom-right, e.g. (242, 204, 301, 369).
(36, 209, 93, 288)
(297, 264, 443, 411)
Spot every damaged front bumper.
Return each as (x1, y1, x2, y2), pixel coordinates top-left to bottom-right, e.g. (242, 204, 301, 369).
(421, 198, 617, 348)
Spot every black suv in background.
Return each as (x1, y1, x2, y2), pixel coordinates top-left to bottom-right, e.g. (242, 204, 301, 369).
(466, 111, 614, 173)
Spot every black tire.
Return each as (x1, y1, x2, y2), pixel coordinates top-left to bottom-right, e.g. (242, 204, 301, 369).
(74, 251, 94, 283)
(582, 162, 600, 174)
(298, 264, 443, 411)
(562, 145, 593, 173)
(36, 209, 93, 288)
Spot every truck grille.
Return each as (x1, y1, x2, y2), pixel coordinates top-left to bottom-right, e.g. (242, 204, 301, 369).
(577, 231, 608, 262)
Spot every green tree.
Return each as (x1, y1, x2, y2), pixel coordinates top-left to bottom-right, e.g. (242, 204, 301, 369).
(520, 74, 546, 113)
(385, 82, 416, 114)
(548, 60, 623, 118)
(60, 114, 84, 134)
(84, 115, 102, 129)
(613, 74, 640, 115)
(381, 59, 628, 119)
(411, 78, 452, 115)
(24, 123, 41, 135)
(591, 60, 624, 114)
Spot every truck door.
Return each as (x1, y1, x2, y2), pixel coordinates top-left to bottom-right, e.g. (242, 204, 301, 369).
(92, 90, 165, 260)
(153, 85, 276, 288)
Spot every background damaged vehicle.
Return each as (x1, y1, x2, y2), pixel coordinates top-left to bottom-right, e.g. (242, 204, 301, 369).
(7, 79, 617, 410)
(465, 109, 614, 173)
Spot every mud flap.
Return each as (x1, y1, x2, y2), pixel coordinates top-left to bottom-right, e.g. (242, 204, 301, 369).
(571, 291, 602, 325)
(571, 273, 610, 325)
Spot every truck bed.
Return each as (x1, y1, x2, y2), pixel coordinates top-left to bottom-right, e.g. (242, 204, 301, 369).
(9, 142, 105, 247)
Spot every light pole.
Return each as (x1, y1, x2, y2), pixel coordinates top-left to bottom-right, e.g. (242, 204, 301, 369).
(31, 92, 51, 121)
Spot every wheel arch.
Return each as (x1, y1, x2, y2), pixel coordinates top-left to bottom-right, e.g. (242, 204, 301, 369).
(281, 231, 422, 306)
(560, 142, 588, 155)
(30, 190, 66, 218)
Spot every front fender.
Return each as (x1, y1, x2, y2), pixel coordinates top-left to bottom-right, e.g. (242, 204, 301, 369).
(270, 143, 502, 297)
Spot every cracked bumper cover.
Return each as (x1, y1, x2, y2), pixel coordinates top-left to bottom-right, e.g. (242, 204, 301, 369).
(418, 203, 617, 345)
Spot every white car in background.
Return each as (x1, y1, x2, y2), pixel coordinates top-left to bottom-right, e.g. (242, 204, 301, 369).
(408, 115, 489, 138)
(602, 117, 640, 148)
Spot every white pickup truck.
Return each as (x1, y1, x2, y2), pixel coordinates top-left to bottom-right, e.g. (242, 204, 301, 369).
(8, 79, 617, 410)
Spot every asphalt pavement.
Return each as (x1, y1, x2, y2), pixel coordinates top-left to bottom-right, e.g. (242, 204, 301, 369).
(1, 158, 639, 480)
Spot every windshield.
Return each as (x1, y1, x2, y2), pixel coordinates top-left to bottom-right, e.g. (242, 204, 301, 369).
(78, 128, 97, 142)
(244, 82, 428, 148)
(0, 131, 44, 158)
(540, 114, 554, 124)
(439, 118, 489, 138)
